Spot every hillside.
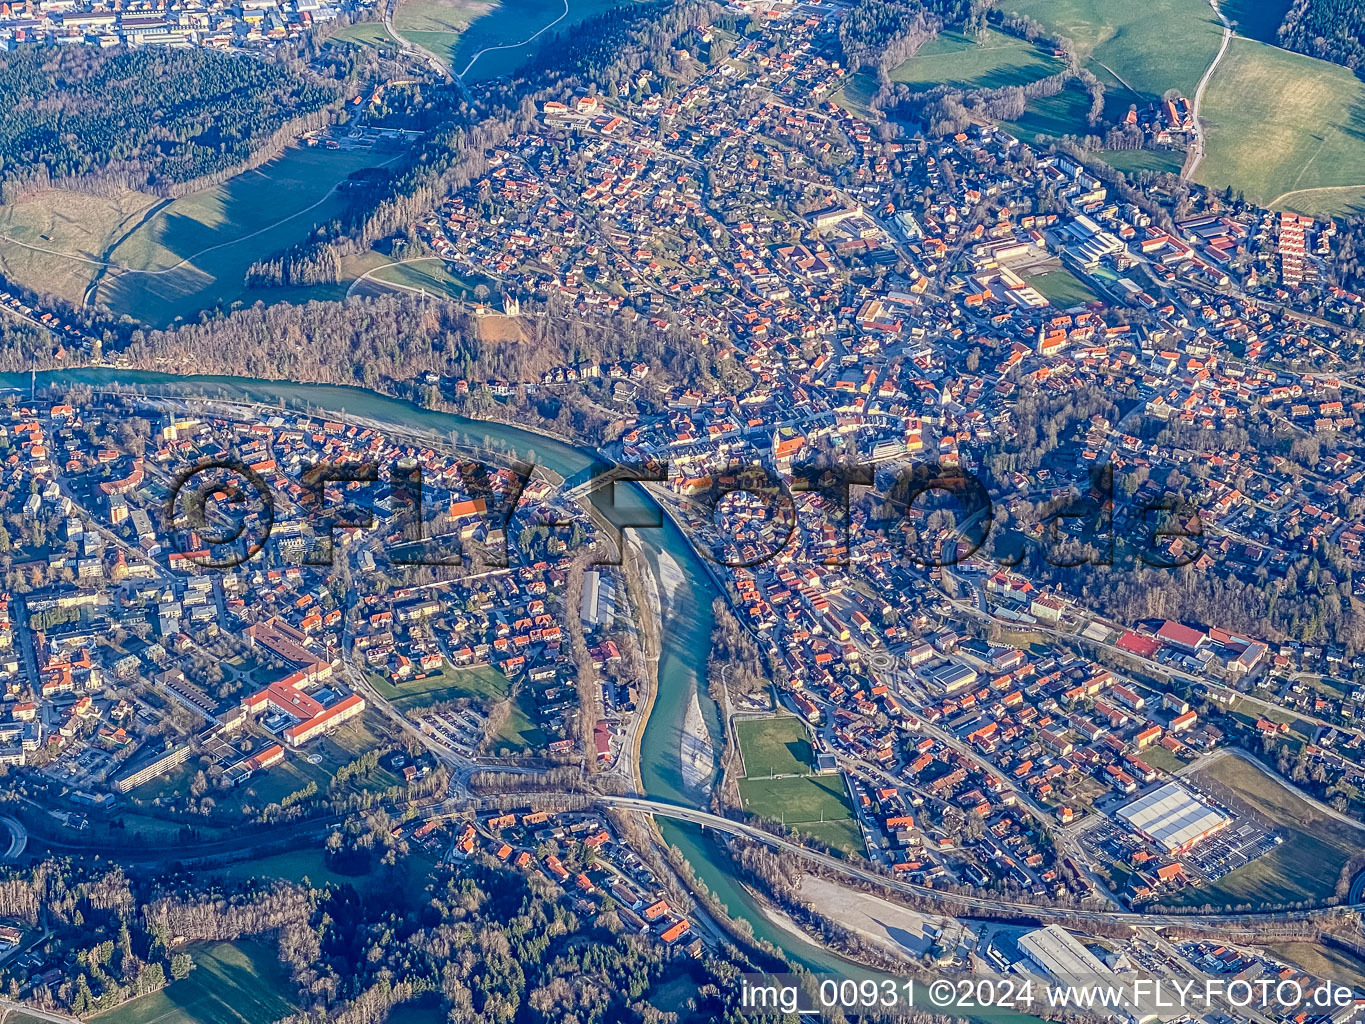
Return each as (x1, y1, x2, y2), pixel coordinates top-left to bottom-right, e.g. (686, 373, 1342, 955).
(0, 47, 341, 199)
(1197, 35, 1365, 211)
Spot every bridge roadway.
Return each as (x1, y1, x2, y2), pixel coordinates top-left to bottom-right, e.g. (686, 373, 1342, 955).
(426, 793, 1359, 930)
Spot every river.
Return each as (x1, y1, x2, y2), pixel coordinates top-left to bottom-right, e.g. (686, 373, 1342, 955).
(15, 369, 1041, 1018)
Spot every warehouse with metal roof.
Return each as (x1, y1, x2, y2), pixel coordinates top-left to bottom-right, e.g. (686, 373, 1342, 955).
(1117, 781, 1229, 853)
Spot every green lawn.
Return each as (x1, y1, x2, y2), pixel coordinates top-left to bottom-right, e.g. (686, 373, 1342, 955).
(1028, 268, 1101, 307)
(0, 145, 392, 327)
(326, 20, 400, 49)
(737, 774, 864, 855)
(831, 71, 879, 120)
(1138, 743, 1185, 774)
(211, 848, 359, 890)
(885, 28, 1064, 92)
(371, 663, 543, 752)
(736, 716, 814, 777)
(395, 0, 628, 80)
(386, 997, 448, 1024)
(363, 258, 494, 300)
(491, 695, 545, 752)
(1002, 0, 1224, 98)
(1000, 82, 1093, 141)
(1100, 148, 1185, 177)
(370, 662, 511, 710)
(1161, 755, 1361, 909)
(91, 941, 296, 1024)
(1197, 36, 1365, 212)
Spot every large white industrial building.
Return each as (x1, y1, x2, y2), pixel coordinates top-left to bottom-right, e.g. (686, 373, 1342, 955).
(1117, 781, 1230, 853)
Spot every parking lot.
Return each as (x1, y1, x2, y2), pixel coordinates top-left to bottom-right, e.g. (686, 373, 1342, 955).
(1181, 820, 1280, 882)
(1079, 809, 1281, 891)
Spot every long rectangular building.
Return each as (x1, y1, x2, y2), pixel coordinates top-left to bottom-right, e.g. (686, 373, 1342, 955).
(1117, 781, 1229, 853)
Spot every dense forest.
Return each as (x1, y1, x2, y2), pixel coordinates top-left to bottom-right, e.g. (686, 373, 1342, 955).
(837, 0, 990, 71)
(0, 47, 342, 200)
(1276, 0, 1365, 70)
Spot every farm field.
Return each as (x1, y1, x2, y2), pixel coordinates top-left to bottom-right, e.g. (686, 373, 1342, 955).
(998, 83, 1092, 141)
(1197, 37, 1365, 212)
(394, 0, 625, 80)
(995, 80, 1137, 145)
(737, 774, 863, 855)
(886, 28, 1063, 92)
(1001, 0, 1223, 98)
(0, 145, 390, 327)
(735, 716, 814, 777)
(1163, 753, 1362, 909)
(90, 941, 296, 1024)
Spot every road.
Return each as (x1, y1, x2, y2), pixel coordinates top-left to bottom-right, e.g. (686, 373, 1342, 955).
(455, 0, 568, 78)
(1182, 0, 1233, 181)
(0, 817, 26, 861)
(584, 795, 1358, 928)
(1179, 747, 1365, 835)
(382, 0, 466, 99)
(0, 998, 83, 1024)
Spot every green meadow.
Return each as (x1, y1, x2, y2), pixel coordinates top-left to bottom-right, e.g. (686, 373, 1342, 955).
(90, 941, 296, 1024)
(0, 145, 389, 327)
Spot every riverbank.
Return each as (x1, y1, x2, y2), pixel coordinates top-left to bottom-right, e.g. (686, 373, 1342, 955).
(681, 690, 716, 795)
(14, 367, 1048, 1022)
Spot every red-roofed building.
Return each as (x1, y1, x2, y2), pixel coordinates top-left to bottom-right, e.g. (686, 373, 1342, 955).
(1156, 620, 1207, 652)
(1115, 632, 1159, 658)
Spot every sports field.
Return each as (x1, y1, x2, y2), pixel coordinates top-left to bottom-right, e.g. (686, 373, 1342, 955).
(886, 28, 1064, 92)
(90, 941, 296, 1024)
(1197, 37, 1365, 212)
(735, 716, 814, 777)
(0, 145, 389, 327)
(737, 774, 864, 855)
(1002, 0, 1223, 98)
(1028, 268, 1101, 307)
(394, 0, 624, 80)
(1163, 754, 1362, 909)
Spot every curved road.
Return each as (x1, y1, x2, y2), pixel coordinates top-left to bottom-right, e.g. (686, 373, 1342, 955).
(1183, 0, 1233, 182)
(0, 816, 25, 861)
(456, 0, 568, 78)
